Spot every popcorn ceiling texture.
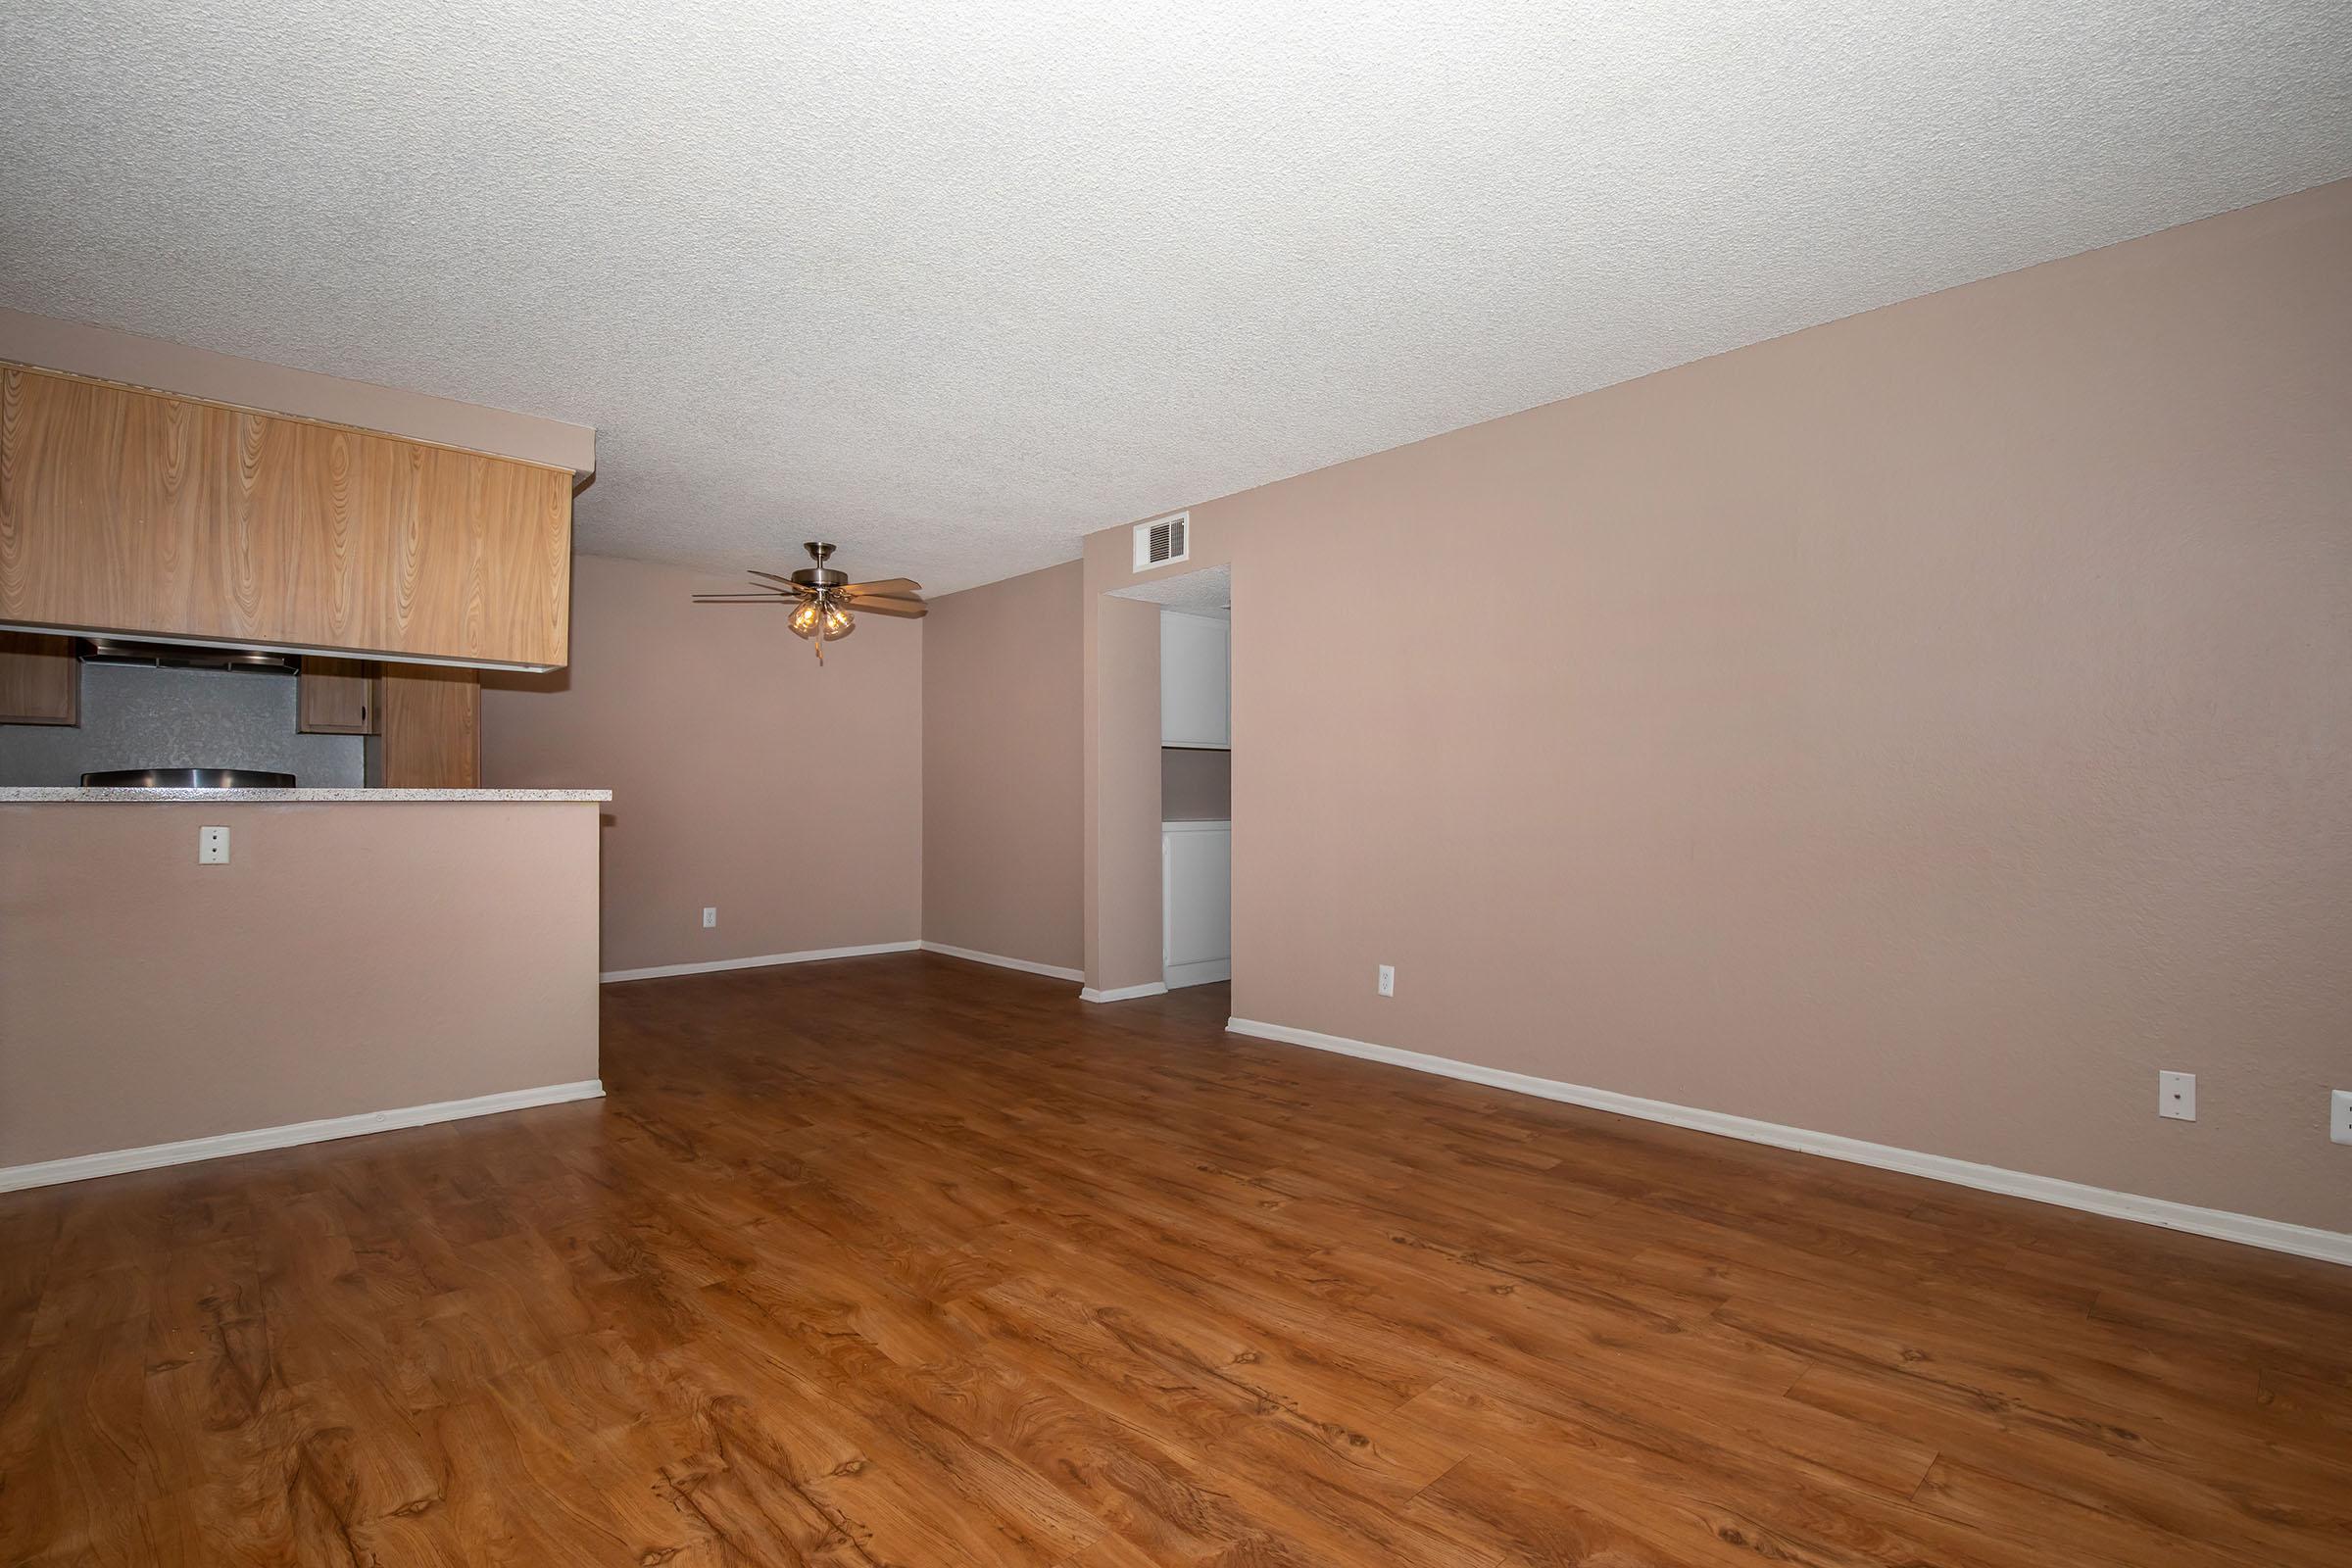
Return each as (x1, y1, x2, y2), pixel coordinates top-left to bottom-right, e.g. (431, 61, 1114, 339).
(1110, 564, 1232, 620)
(2, 2, 2346, 594)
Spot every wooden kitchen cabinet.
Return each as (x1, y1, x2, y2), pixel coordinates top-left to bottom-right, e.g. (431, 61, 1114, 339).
(367, 663, 481, 788)
(0, 363, 573, 669)
(0, 630, 78, 725)
(297, 657, 380, 734)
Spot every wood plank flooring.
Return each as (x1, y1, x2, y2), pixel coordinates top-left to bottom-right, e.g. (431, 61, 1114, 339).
(5, 951, 2350, 1565)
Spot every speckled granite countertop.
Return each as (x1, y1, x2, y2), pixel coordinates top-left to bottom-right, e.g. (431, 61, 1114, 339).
(0, 788, 612, 803)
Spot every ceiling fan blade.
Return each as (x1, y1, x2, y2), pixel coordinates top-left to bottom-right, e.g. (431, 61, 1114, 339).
(745, 570, 814, 591)
(693, 594, 794, 603)
(842, 576, 920, 597)
(847, 595, 926, 618)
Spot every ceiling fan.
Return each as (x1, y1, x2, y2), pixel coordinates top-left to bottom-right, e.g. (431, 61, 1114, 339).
(693, 542, 926, 663)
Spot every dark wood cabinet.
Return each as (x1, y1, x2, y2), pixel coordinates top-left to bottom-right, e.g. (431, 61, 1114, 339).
(0, 631, 79, 725)
(297, 658, 380, 734)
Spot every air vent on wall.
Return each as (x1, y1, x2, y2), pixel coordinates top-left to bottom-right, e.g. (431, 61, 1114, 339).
(1134, 512, 1190, 572)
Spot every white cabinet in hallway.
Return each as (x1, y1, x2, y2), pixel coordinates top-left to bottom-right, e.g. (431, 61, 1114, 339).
(1163, 819, 1232, 988)
(1160, 611, 1230, 749)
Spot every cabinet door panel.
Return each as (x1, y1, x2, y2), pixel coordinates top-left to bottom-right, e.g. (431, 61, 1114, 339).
(1160, 611, 1230, 748)
(1164, 826, 1233, 968)
(130, 387, 214, 632)
(0, 364, 572, 668)
(221, 410, 302, 642)
(0, 631, 78, 724)
(294, 423, 367, 646)
(298, 657, 378, 734)
(367, 664, 480, 787)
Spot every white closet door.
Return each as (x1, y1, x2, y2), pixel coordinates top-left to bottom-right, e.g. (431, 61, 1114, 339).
(1160, 612, 1230, 748)
(1162, 822, 1232, 987)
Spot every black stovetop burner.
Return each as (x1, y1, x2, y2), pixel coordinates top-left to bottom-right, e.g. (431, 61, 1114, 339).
(80, 768, 298, 789)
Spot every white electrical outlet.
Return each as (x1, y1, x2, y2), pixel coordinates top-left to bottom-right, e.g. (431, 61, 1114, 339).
(702, 906, 717, 929)
(197, 825, 230, 864)
(1377, 964, 1395, 998)
(2159, 1070, 2196, 1121)
(2331, 1090, 2352, 1146)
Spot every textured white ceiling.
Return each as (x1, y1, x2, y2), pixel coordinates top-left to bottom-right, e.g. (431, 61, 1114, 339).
(3, 3, 2346, 595)
(1111, 564, 1232, 620)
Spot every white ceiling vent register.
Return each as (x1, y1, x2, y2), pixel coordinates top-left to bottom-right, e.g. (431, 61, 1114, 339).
(1134, 513, 1190, 572)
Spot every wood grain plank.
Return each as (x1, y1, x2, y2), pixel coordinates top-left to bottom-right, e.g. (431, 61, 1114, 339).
(0, 363, 571, 667)
(1, 957, 2347, 1565)
(0, 629, 78, 723)
(367, 662, 480, 787)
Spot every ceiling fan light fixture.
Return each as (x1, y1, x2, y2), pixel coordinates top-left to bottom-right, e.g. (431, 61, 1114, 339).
(789, 597, 854, 638)
(697, 542, 921, 666)
(786, 594, 856, 662)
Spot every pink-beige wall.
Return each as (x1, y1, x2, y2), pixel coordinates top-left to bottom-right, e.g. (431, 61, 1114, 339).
(1084, 179, 2352, 1232)
(0, 801, 600, 1169)
(484, 555, 922, 976)
(0, 306, 595, 475)
(921, 561, 1084, 971)
(1162, 748, 1232, 822)
(1083, 591, 1165, 991)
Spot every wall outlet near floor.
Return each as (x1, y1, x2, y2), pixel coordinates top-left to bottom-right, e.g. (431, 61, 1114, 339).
(1376, 964, 1395, 998)
(2331, 1090, 2352, 1146)
(702, 906, 717, 929)
(197, 825, 230, 864)
(2159, 1070, 2196, 1121)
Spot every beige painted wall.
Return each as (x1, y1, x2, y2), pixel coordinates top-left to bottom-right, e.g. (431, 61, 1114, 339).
(1083, 591, 1166, 991)
(1162, 748, 1233, 822)
(483, 554, 922, 975)
(0, 306, 595, 474)
(1083, 179, 2352, 1231)
(921, 561, 1084, 970)
(0, 801, 600, 1168)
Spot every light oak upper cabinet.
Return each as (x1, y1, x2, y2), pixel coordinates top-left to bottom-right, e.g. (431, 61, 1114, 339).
(297, 657, 379, 735)
(0, 630, 78, 725)
(0, 364, 572, 669)
(1160, 610, 1231, 749)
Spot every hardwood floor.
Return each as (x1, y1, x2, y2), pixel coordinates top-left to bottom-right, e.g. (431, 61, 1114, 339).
(5, 952, 2349, 1565)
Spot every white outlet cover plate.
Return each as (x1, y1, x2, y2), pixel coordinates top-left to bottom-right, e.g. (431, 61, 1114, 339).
(2159, 1070, 2196, 1121)
(1377, 964, 1395, 998)
(2331, 1089, 2352, 1145)
(197, 825, 230, 863)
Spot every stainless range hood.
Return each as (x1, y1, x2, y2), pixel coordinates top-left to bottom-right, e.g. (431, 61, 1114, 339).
(78, 637, 301, 673)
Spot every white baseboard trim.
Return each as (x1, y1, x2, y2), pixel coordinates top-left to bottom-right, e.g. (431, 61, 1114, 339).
(601, 941, 920, 984)
(0, 1079, 607, 1194)
(918, 942, 1085, 984)
(1225, 1017, 2352, 1268)
(1165, 958, 1233, 990)
(1082, 981, 1170, 1004)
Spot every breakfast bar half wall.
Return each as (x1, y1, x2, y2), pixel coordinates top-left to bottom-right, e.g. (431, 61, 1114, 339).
(0, 787, 609, 1189)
